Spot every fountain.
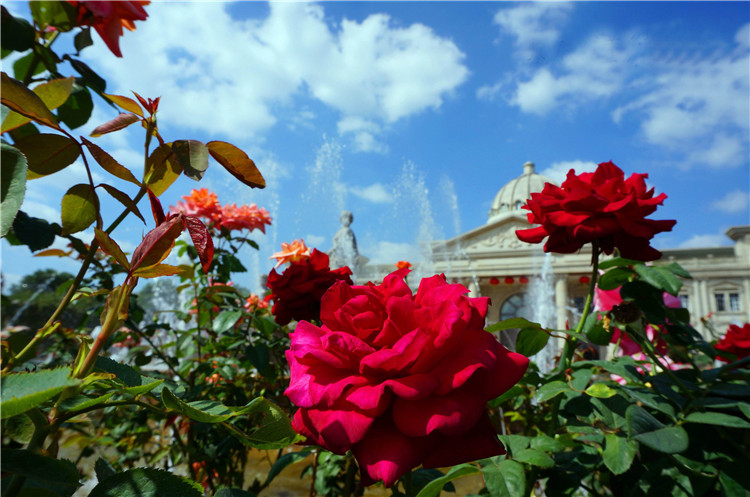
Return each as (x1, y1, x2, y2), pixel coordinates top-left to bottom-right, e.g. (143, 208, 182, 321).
(526, 253, 559, 373)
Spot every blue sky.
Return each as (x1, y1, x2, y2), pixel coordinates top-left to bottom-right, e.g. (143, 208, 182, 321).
(2, 1, 749, 293)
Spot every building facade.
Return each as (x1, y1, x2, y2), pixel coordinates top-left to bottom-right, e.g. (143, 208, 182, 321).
(428, 162, 750, 341)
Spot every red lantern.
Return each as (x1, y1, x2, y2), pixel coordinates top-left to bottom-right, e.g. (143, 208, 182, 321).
(489, 277, 500, 285)
(504, 277, 514, 285)
(579, 276, 591, 285)
(519, 276, 529, 284)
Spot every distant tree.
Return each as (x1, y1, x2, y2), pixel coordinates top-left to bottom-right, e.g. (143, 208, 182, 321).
(1, 269, 100, 331)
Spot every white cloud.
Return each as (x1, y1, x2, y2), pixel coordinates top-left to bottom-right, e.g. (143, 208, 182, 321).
(612, 24, 749, 168)
(493, 2, 573, 60)
(349, 183, 393, 204)
(512, 34, 641, 115)
(88, 2, 468, 151)
(304, 234, 326, 248)
(538, 160, 598, 185)
(364, 240, 419, 264)
(711, 190, 750, 214)
(337, 117, 387, 153)
(678, 233, 731, 249)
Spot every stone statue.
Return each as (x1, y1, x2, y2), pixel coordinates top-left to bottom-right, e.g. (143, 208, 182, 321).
(329, 210, 359, 270)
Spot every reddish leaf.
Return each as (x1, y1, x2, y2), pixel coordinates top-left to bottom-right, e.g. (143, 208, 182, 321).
(81, 137, 141, 186)
(132, 263, 189, 278)
(33, 248, 70, 257)
(2, 77, 75, 133)
(147, 188, 165, 226)
(14, 133, 80, 179)
(95, 227, 130, 270)
(129, 214, 183, 274)
(172, 140, 209, 181)
(182, 215, 214, 274)
(98, 184, 146, 224)
(1, 72, 61, 131)
(145, 143, 182, 196)
(104, 93, 143, 117)
(90, 112, 140, 137)
(206, 140, 265, 189)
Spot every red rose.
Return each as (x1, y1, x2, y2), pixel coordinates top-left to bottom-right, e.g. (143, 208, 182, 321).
(715, 323, 750, 361)
(515, 161, 676, 261)
(266, 249, 352, 325)
(68, 1, 149, 57)
(284, 269, 529, 487)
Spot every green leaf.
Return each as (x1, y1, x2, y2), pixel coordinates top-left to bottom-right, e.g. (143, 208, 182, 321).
(61, 183, 98, 234)
(602, 433, 636, 475)
(172, 140, 209, 181)
(634, 264, 683, 295)
(1, 7, 35, 53)
(214, 490, 257, 497)
(498, 434, 530, 455)
(30, 1, 77, 31)
(213, 310, 243, 334)
(3, 412, 34, 444)
(485, 317, 543, 333)
(598, 257, 642, 270)
(414, 464, 480, 497)
(145, 143, 182, 196)
(65, 56, 106, 93)
(0, 72, 60, 130)
(513, 448, 554, 468)
(58, 391, 116, 413)
(74, 27, 93, 52)
(684, 411, 750, 429)
(57, 83, 94, 129)
(1, 143, 27, 237)
(81, 137, 141, 186)
(88, 468, 202, 497)
(515, 327, 549, 357)
(626, 404, 688, 454)
(535, 380, 569, 402)
(530, 435, 564, 453)
(229, 397, 299, 449)
(585, 383, 617, 398)
(206, 140, 265, 188)
(597, 267, 633, 290)
(161, 387, 234, 423)
(9, 210, 57, 251)
(1, 367, 80, 419)
(94, 457, 116, 483)
(489, 384, 524, 408)
(95, 356, 141, 387)
(585, 319, 611, 346)
(13, 133, 80, 179)
(262, 450, 312, 487)
(480, 458, 525, 497)
(1, 448, 80, 497)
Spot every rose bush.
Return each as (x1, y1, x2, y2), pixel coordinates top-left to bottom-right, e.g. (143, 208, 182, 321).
(284, 269, 529, 486)
(715, 323, 750, 361)
(266, 249, 353, 325)
(515, 161, 676, 261)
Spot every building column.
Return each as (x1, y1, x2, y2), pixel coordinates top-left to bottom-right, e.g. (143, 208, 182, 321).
(555, 276, 568, 330)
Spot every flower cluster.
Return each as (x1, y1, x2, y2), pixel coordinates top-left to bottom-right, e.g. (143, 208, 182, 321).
(516, 161, 676, 261)
(266, 249, 352, 325)
(284, 269, 529, 486)
(714, 323, 750, 361)
(170, 188, 271, 234)
(67, 1, 149, 57)
(269, 239, 312, 268)
(244, 293, 270, 312)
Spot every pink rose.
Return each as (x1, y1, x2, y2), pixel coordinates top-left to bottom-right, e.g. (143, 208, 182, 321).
(284, 269, 529, 487)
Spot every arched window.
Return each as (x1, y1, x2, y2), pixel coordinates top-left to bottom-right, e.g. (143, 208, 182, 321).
(515, 200, 524, 210)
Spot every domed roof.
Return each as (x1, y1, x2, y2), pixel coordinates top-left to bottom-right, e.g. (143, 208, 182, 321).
(488, 162, 557, 223)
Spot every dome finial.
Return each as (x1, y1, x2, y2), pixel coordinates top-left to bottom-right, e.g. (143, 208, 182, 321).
(523, 162, 535, 175)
